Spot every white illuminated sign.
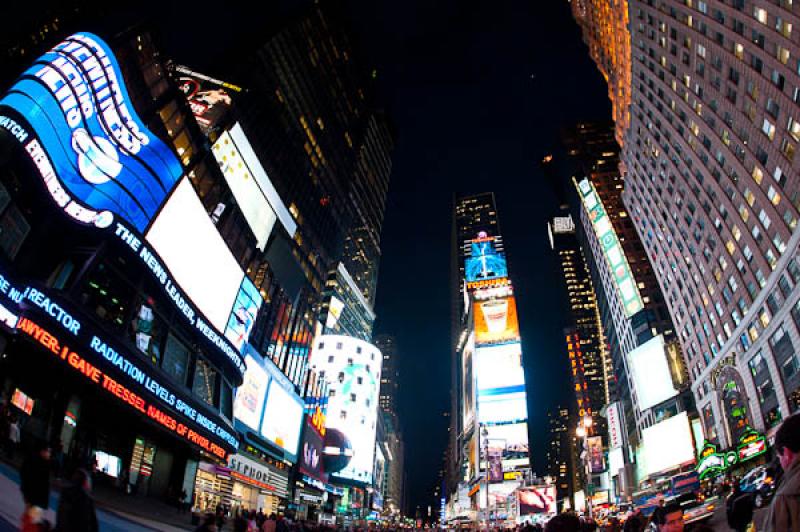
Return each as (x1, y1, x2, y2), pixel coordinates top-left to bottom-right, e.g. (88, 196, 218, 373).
(628, 335, 678, 411)
(642, 412, 695, 476)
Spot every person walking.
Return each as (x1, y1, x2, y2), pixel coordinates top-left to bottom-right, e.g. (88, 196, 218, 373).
(8, 415, 20, 459)
(20, 441, 51, 507)
(763, 413, 800, 531)
(56, 469, 98, 532)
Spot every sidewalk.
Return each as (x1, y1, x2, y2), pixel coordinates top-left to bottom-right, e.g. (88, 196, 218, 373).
(0, 459, 190, 531)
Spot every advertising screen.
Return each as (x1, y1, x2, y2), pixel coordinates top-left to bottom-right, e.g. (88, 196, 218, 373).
(211, 130, 277, 250)
(94, 451, 122, 478)
(233, 355, 268, 431)
(474, 343, 526, 392)
(11, 388, 34, 415)
(224, 277, 262, 352)
(627, 335, 678, 411)
(487, 441, 504, 482)
(299, 417, 327, 483)
(588, 436, 605, 473)
(517, 486, 557, 515)
(145, 177, 249, 332)
(175, 66, 238, 134)
(315, 336, 382, 485)
(577, 179, 644, 317)
(607, 402, 623, 449)
(485, 422, 529, 467)
(642, 412, 695, 476)
(0, 33, 183, 233)
(260, 371, 304, 461)
(477, 391, 528, 424)
(473, 297, 520, 345)
(462, 335, 476, 429)
(465, 238, 507, 283)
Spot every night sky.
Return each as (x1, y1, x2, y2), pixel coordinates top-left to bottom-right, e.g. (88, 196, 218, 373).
(5, 0, 613, 518)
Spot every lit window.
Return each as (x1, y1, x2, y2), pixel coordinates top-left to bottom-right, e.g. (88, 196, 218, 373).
(768, 186, 781, 205)
(754, 7, 768, 24)
(763, 118, 777, 140)
(752, 166, 764, 184)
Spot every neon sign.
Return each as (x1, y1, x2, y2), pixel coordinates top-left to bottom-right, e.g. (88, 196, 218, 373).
(738, 429, 767, 462)
(0, 32, 183, 232)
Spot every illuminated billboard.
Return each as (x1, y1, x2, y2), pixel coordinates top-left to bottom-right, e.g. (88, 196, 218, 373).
(518, 486, 557, 515)
(145, 177, 250, 332)
(485, 422, 529, 468)
(627, 335, 678, 411)
(462, 334, 476, 429)
(642, 412, 695, 476)
(577, 178, 644, 317)
(298, 416, 327, 483)
(212, 129, 278, 250)
(473, 297, 520, 345)
(588, 435, 605, 473)
(475, 342, 528, 424)
(0, 33, 183, 233)
(175, 65, 239, 134)
(465, 237, 507, 283)
(607, 402, 623, 449)
(224, 277, 262, 352)
(313, 335, 383, 485)
(233, 355, 268, 431)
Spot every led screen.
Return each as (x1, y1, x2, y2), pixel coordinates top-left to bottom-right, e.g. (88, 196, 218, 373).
(233, 355, 268, 431)
(474, 343, 526, 392)
(485, 422, 529, 467)
(462, 335, 476, 429)
(642, 412, 695, 476)
(517, 486, 556, 515)
(465, 238, 507, 283)
(212, 130, 277, 250)
(299, 417, 327, 483)
(224, 277, 262, 352)
(94, 450, 122, 478)
(11, 388, 34, 415)
(176, 67, 237, 134)
(588, 435, 605, 473)
(260, 378, 304, 460)
(0, 33, 183, 232)
(627, 335, 678, 411)
(315, 336, 382, 485)
(473, 297, 520, 345)
(477, 391, 528, 424)
(145, 177, 246, 331)
(577, 178, 644, 317)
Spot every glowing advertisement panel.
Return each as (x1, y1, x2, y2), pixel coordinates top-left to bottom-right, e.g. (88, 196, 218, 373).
(315, 336, 382, 485)
(642, 412, 695, 476)
(0, 33, 183, 233)
(259, 354, 304, 462)
(465, 238, 507, 283)
(577, 178, 644, 317)
(627, 335, 678, 411)
(588, 435, 605, 473)
(233, 355, 268, 431)
(607, 402, 623, 449)
(145, 178, 246, 332)
(475, 343, 528, 424)
(212, 130, 277, 250)
(485, 422, 529, 468)
(224, 277, 262, 352)
(473, 297, 520, 346)
(517, 486, 557, 515)
(462, 334, 476, 429)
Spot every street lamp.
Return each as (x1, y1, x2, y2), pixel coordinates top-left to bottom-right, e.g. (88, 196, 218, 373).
(576, 417, 594, 520)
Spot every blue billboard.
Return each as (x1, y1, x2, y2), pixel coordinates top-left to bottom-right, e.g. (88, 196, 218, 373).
(465, 238, 508, 283)
(0, 32, 183, 232)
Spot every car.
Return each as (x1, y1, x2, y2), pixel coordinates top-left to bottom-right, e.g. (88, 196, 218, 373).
(667, 492, 717, 524)
(739, 464, 780, 508)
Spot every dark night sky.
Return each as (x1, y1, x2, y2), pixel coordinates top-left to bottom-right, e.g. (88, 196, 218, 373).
(5, 0, 613, 518)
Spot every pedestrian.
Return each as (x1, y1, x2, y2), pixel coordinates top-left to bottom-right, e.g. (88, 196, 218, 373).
(652, 502, 683, 532)
(764, 413, 800, 531)
(56, 468, 98, 532)
(233, 509, 248, 532)
(726, 481, 754, 532)
(195, 513, 218, 532)
(20, 441, 51, 509)
(262, 513, 277, 532)
(622, 508, 645, 532)
(544, 513, 581, 532)
(248, 510, 259, 532)
(8, 415, 20, 459)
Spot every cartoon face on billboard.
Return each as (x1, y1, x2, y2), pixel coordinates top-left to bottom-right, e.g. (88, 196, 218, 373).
(0, 32, 184, 232)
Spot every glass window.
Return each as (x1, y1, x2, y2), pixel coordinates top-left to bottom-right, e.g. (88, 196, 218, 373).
(192, 358, 217, 407)
(0, 205, 30, 260)
(220, 380, 233, 421)
(79, 260, 136, 331)
(162, 334, 191, 385)
(130, 296, 166, 366)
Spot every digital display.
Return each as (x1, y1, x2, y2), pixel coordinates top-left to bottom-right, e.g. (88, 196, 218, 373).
(465, 238, 507, 283)
(477, 391, 528, 425)
(0, 33, 183, 233)
(95, 450, 122, 478)
(145, 177, 249, 332)
(473, 297, 520, 345)
(462, 335, 476, 429)
(578, 178, 644, 317)
(627, 335, 678, 411)
(175, 66, 238, 135)
(260, 376, 304, 461)
(475, 342, 528, 425)
(11, 388, 34, 415)
(224, 277, 262, 352)
(588, 435, 605, 473)
(314, 335, 383, 485)
(642, 412, 695, 476)
(233, 355, 268, 431)
(485, 422, 529, 468)
(517, 486, 557, 515)
(212, 130, 277, 250)
(607, 402, 623, 449)
(299, 416, 327, 483)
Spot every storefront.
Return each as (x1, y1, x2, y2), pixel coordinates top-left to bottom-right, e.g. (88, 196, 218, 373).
(193, 451, 290, 516)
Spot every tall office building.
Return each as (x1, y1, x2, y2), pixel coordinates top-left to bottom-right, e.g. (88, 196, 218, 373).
(233, 2, 393, 303)
(574, 0, 800, 448)
(564, 122, 687, 448)
(448, 193, 530, 523)
(548, 216, 611, 432)
(546, 406, 574, 506)
(375, 334, 400, 415)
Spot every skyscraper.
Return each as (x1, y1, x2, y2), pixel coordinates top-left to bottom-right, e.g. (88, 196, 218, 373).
(448, 193, 530, 524)
(375, 334, 400, 415)
(546, 406, 574, 506)
(574, 0, 800, 451)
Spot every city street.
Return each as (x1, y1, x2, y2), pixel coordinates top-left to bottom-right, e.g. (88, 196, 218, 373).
(0, 461, 186, 532)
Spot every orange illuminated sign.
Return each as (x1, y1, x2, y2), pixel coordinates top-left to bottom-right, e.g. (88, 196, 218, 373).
(473, 296, 520, 345)
(311, 406, 326, 436)
(17, 317, 228, 460)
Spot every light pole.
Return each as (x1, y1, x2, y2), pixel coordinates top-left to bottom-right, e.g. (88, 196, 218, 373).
(481, 424, 490, 527)
(576, 416, 594, 519)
